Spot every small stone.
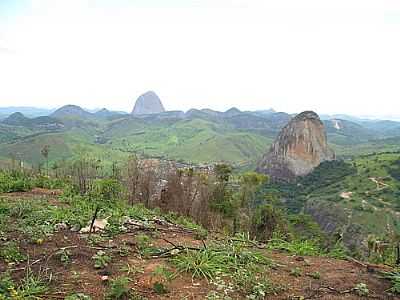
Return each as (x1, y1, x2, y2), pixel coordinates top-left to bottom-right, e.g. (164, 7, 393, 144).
(70, 224, 81, 232)
(171, 249, 180, 256)
(54, 223, 68, 231)
(101, 275, 109, 282)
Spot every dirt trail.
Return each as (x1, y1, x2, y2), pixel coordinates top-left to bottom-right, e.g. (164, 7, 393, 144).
(369, 177, 390, 191)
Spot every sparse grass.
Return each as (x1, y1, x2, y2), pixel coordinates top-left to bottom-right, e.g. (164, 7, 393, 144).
(267, 236, 322, 256)
(0, 270, 48, 300)
(171, 238, 278, 298)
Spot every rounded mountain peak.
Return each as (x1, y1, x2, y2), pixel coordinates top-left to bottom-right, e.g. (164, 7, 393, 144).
(132, 91, 165, 115)
(257, 110, 334, 181)
(293, 111, 321, 122)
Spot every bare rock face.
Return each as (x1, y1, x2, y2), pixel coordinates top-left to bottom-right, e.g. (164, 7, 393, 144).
(257, 111, 335, 181)
(132, 91, 165, 115)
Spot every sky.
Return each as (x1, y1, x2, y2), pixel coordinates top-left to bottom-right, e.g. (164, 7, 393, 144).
(0, 0, 399, 118)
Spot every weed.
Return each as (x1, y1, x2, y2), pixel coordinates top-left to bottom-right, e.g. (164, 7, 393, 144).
(135, 234, 159, 257)
(150, 265, 174, 294)
(0, 241, 26, 263)
(267, 236, 321, 256)
(56, 248, 72, 266)
(171, 238, 280, 298)
(106, 276, 131, 299)
(247, 281, 274, 300)
(307, 271, 321, 280)
(87, 234, 107, 246)
(92, 251, 112, 269)
(135, 234, 151, 250)
(0, 272, 15, 297)
(153, 282, 168, 295)
(353, 283, 369, 296)
(151, 265, 174, 282)
(14, 269, 49, 299)
(65, 293, 92, 300)
(290, 268, 302, 277)
(326, 242, 347, 259)
(117, 243, 130, 257)
(120, 263, 144, 277)
(383, 269, 400, 294)
(172, 249, 224, 279)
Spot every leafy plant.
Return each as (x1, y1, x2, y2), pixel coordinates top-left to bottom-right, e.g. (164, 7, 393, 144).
(353, 283, 369, 296)
(92, 250, 112, 269)
(152, 282, 168, 295)
(56, 248, 72, 266)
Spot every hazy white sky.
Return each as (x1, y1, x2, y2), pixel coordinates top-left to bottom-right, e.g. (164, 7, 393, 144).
(0, 0, 399, 117)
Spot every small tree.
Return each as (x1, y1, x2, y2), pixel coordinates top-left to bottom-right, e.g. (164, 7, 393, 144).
(125, 154, 139, 205)
(210, 164, 234, 218)
(233, 172, 268, 233)
(41, 145, 50, 176)
(92, 178, 122, 201)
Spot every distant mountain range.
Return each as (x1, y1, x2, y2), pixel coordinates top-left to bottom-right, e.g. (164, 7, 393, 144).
(0, 91, 399, 167)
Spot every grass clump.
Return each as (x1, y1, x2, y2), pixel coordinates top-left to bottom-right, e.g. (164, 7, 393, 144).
(171, 237, 278, 298)
(267, 235, 321, 256)
(106, 277, 131, 300)
(0, 270, 48, 300)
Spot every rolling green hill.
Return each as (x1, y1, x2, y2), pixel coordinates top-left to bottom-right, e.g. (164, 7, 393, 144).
(270, 152, 400, 254)
(0, 106, 400, 170)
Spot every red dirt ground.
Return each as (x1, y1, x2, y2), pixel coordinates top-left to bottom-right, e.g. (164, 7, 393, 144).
(0, 190, 398, 300)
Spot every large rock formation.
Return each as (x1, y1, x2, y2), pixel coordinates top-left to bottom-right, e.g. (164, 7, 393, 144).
(257, 111, 335, 181)
(132, 91, 165, 115)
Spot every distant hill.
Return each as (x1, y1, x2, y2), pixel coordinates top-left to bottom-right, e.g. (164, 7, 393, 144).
(51, 105, 93, 119)
(1, 112, 63, 131)
(132, 91, 165, 115)
(1, 101, 400, 168)
(0, 107, 56, 117)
